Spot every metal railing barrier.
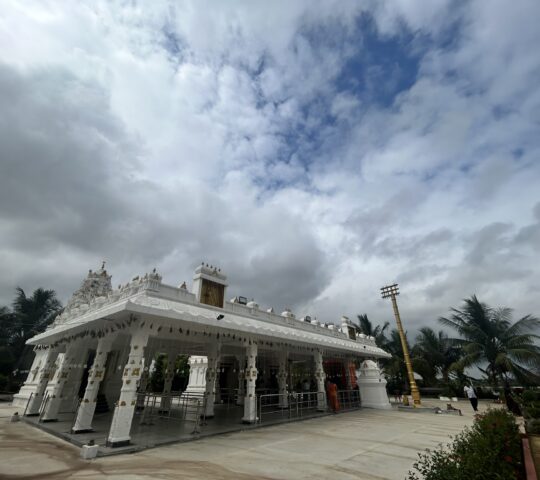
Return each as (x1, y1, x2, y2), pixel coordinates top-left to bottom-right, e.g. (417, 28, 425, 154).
(336, 389, 361, 411)
(69, 398, 83, 432)
(23, 392, 34, 416)
(257, 391, 321, 424)
(258, 389, 361, 423)
(38, 392, 50, 422)
(136, 392, 208, 430)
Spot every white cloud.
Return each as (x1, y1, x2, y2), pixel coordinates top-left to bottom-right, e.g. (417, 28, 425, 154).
(0, 0, 539, 339)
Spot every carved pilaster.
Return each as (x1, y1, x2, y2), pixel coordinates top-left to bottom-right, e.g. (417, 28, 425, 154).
(72, 335, 115, 432)
(42, 343, 80, 421)
(242, 342, 258, 423)
(106, 330, 149, 447)
(236, 355, 245, 406)
(314, 349, 327, 411)
(204, 342, 220, 418)
(26, 348, 60, 416)
(277, 351, 288, 408)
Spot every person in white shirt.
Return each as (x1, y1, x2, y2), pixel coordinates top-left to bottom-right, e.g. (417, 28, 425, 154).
(464, 385, 478, 412)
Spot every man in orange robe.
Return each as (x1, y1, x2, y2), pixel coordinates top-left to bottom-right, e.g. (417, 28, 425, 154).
(326, 380, 340, 413)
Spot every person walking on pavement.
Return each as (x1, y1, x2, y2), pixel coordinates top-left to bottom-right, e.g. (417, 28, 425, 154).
(464, 384, 478, 412)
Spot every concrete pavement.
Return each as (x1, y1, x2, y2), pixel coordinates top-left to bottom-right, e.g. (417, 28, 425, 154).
(0, 400, 488, 480)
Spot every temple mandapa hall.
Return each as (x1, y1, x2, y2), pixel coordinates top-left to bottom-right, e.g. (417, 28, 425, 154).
(13, 263, 392, 452)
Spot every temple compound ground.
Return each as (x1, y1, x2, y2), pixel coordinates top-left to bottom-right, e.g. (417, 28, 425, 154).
(0, 400, 486, 480)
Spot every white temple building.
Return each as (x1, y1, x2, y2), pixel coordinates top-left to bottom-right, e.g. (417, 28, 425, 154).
(14, 263, 391, 449)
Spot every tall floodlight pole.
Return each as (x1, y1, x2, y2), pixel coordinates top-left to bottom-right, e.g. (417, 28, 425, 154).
(381, 284, 421, 406)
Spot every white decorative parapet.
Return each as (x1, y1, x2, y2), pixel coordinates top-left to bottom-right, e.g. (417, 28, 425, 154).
(356, 360, 391, 410)
(44, 262, 384, 357)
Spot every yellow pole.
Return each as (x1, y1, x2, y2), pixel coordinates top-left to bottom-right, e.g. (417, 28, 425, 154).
(390, 295, 421, 406)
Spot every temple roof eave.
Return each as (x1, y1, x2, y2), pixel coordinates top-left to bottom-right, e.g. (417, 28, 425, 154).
(125, 298, 391, 358)
(25, 299, 130, 346)
(26, 291, 392, 359)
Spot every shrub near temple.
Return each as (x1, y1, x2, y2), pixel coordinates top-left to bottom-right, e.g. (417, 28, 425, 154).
(407, 409, 523, 480)
(521, 389, 540, 435)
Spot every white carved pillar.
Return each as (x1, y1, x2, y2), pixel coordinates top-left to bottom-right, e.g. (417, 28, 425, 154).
(72, 336, 115, 432)
(160, 352, 176, 412)
(106, 329, 149, 447)
(314, 349, 327, 412)
(59, 347, 89, 412)
(13, 347, 48, 408)
(26, 347, 59, 415)
(42, 343, 80, 421)
(277, 351, 288, 408)
(236, 355, 245, 406)
(242, 342, 258, 423)
(344, 358, 353, 390)
(204, 342, 220, 418)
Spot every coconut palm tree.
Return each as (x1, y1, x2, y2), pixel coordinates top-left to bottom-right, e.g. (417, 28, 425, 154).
(439, 295, 540, 385)
(10, 287, 62, 372)
(412, 327, 462, 385)
(0, 306, 15, 382)
(0, 306, 13, 344)
(355, 314, 390, 348)
(382, 328, 410, 392)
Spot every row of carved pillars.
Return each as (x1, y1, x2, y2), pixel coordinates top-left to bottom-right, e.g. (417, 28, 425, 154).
(24, 329, 336, 447)
(27, 344, 87, 418)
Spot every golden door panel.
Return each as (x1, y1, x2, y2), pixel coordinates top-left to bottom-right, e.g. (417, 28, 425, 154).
(201, 280, 225, 308)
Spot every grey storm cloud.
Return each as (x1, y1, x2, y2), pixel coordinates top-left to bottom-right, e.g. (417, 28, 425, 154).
(1, 1, 540, 336)
(0, 65, 136, 250)
(0, 63, 331, 310)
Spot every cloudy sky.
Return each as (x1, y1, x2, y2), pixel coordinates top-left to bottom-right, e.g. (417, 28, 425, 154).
(1, 0, 539, 335)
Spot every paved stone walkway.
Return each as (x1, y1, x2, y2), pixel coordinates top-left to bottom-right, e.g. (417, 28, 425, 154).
(0, 401, 488, 480)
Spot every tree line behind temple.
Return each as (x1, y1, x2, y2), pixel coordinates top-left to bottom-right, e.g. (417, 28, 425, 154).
(356, 295, 540, 397)
(0, 287, 539, 395)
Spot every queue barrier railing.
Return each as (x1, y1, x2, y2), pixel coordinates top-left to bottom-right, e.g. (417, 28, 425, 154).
(257, 391, 321, 424)
(135, 391, 207, 435)
(257, 389, 361, 424)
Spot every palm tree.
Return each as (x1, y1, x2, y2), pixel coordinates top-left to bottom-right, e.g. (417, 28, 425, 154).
(383, 328, 409, 392)
(439, 295, 540, 386)
(412, 327, 462, 385)
(0, 306, 13, 345)
(0, 306, 16, 381)
(10, 287, 62, 372)
(355, 314, 390, 348)
(12, 287, 62, 333)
